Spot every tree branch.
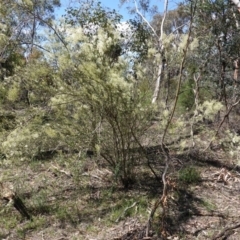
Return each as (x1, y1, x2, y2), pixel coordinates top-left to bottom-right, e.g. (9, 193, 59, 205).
(204, 98, 240, 151)
(134, 0, 158, 38)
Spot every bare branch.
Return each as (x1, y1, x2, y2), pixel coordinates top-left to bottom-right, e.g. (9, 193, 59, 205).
(21, 42, 51, 53)
(134, 0, 158, 38)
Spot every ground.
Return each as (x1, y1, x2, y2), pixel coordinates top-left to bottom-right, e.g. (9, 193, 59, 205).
(0, 145, 240, 240)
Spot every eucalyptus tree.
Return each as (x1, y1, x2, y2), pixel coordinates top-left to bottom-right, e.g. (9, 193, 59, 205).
(0, 0, 60, 80)
(0, 0, 62, 160)
(185, 0, 240, 126)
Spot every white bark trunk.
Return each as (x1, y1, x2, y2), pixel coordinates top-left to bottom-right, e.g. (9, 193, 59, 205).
(133, 0, 168, 104)
(152, 63, 165, 104)
(232, 0, 240, 8)
(151, 0, 168, 104)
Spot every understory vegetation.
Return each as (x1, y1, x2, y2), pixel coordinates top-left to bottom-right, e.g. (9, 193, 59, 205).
(1, 0, 240, 239)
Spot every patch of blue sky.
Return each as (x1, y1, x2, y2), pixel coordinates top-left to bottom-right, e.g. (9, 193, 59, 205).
(56, 0, 180, 21)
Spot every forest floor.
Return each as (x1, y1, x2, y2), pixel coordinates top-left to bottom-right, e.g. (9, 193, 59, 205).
(0, 138, 240, 239)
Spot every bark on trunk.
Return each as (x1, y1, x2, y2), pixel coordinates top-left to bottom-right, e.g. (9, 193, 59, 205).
(152, 62, 165, 104)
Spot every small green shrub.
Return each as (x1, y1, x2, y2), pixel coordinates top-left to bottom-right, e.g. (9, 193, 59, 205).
(179, 167, 201, 184)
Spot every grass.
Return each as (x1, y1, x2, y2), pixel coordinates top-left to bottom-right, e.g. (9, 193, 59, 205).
(201, 199, 216, 212)
(110, 198, 139, 222)
(0, 153, 164, 238)
(16, 216, 46, 239)
(0, 213, 19, 231)
(1, 147, 240, 239)
(178, 166, 201, 184)
(30, 189, 53, 215)
(55, 204, 80, 227)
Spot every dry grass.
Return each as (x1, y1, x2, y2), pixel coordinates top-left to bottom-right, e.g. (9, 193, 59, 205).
(0, 142, 240, 239)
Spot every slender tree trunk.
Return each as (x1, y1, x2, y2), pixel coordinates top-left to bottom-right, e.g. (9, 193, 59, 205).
(133, 0, 168, 104)
(234, 59, 240, 83)
(164, 71, 171, 108)
(152, 60, 165, 103)
(151, 0, 168, 104)
(233, 59, 240, 102)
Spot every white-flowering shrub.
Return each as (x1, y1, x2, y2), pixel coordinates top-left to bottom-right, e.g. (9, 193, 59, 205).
(196, 100, 223, 122)
(2, 123, 60, 159)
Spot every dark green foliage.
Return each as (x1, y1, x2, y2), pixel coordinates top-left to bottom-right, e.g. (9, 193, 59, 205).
(128, 19, 151, 58)
(177, 79, 195, 112)
(0, 152, 6, 160)
(0, 52, 25, 79)
(65, 1, 122, 29)
(0, 113, 16, 131)
(0, 86, 7, 103)
(179, 167, 201, 184)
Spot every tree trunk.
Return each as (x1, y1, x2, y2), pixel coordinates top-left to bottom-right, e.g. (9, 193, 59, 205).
(152, 61, 165, 104)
